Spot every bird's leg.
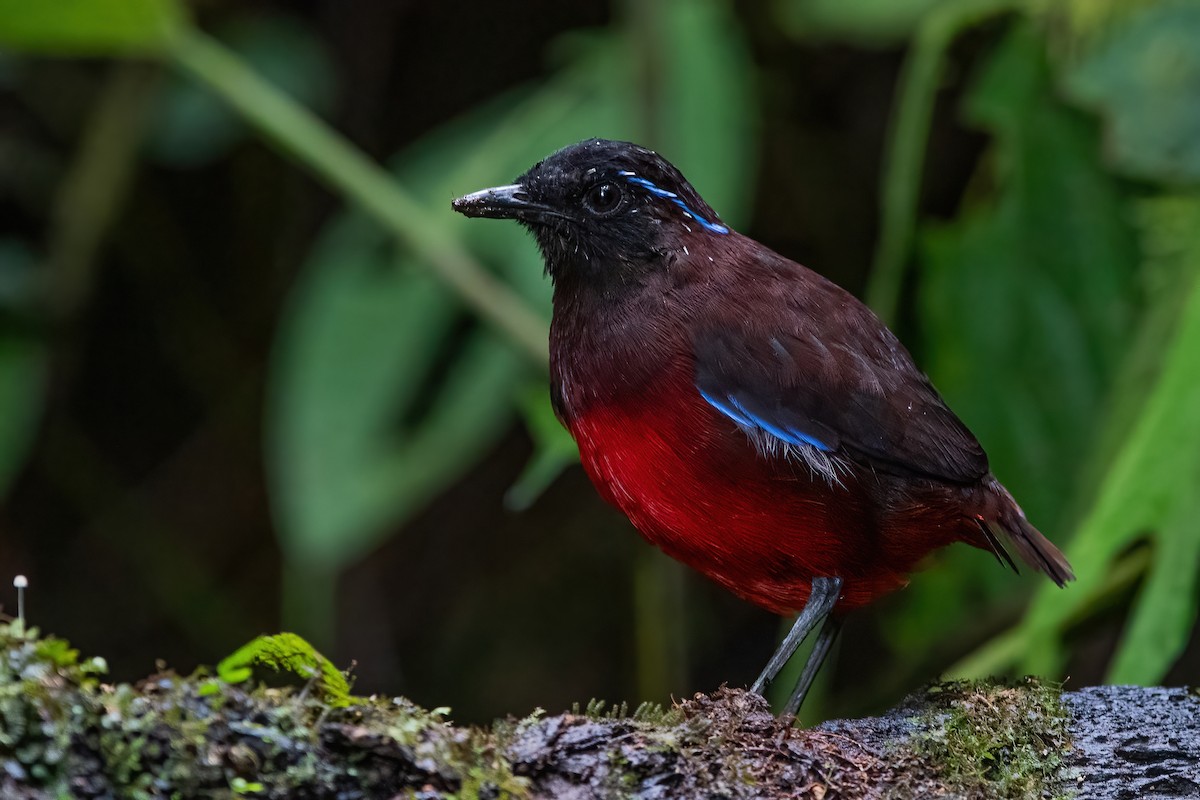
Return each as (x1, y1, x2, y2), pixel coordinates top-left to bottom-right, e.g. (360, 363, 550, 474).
(781, 614, 842, 716)
(749, 576, 843, 698)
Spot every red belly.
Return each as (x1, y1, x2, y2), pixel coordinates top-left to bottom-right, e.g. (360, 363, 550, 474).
(567, 382, 965, 614)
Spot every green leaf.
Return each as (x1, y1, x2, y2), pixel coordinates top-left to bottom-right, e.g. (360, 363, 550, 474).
(894, 24, 1139, 655)
(0, 335, 46, 500)
(1109, 494, 1200, 683)
(1056, 196, 1200, 684)
(34, 638, 80, 668)
(1064, 3, 1200, 184)
(921, 24, 1138, 531)
(267, 83, 580, 575)
(506, 385, 579, 511)
(496, 0, 758, 507)
(950, 194, 1200, 680)
(267, 0, 759, 579)
(0, 0, 184, 54)
(1044, 256, 1200, 683)
(773, 0, 962, 43)
(267, 235, 463, 568)
(146, 14, 335, 166)
(652, 0, 757, 226)
(0, 241, 44, 501)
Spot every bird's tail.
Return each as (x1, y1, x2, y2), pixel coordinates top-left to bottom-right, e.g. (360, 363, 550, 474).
(976, 477, 1074, 587)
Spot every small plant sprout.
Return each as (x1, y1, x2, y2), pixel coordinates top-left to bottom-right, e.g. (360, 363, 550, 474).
(13, 574, 28, 631)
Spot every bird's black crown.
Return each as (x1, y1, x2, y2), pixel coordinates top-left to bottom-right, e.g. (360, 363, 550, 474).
(453, 139, 727, 283)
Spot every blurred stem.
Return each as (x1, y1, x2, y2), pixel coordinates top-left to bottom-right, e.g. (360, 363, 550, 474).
(282, 561, 338, 652)
(633, 554, 687, 702)
(624, 0, 690, 703)
(47, 63, 157, 320)
(626, 0, 665, 145)
(867, 0, 1017, 324)
(169, 27, 549, 366)
(946, 544, 1151, 678)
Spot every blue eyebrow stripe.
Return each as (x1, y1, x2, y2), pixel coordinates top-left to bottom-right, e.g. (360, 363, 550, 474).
(618, 172, 729, 235)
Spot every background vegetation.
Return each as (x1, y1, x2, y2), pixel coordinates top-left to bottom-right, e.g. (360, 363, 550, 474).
(1, 0, 1198, 724)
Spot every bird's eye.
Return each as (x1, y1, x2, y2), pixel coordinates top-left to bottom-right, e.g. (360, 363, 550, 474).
(583, 182, 623, 216)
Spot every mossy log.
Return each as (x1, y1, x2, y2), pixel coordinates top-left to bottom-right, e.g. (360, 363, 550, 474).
(1, 623, 1197, 799)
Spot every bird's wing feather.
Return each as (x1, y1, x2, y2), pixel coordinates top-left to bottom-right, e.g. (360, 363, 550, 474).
(693, 318, 988, 485)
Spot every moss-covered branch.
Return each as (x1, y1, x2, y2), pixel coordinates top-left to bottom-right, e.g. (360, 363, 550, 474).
(1, 623, 1194, 799)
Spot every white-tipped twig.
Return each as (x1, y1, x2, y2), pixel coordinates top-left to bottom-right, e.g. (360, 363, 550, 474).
(13, 575, 27, 628)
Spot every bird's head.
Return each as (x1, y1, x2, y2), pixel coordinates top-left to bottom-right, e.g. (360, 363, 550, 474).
(452, 139, 728, 286)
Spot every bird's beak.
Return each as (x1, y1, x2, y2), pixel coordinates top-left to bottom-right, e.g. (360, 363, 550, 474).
(451, 184, 555, 222)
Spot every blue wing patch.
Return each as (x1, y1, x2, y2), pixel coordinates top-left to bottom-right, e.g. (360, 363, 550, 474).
(618, 171, 729, 235)
(699, 389, 833, 452)
(699, 387, 850, 485)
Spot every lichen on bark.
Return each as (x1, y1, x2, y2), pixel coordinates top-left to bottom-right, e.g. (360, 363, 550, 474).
(7, 621, 1187, 799)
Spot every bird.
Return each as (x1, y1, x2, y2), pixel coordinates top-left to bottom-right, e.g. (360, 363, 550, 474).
(451, 138, 1073, 716)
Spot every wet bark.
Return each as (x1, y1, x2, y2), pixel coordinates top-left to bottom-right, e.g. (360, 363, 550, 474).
(1059, 686, 1200, 800)
(2, 626, 1198, 799)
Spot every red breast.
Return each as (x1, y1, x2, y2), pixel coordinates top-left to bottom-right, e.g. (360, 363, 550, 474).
(558, 358, 956, 614)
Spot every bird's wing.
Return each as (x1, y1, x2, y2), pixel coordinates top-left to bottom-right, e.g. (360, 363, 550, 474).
(692, 325, 988, 484)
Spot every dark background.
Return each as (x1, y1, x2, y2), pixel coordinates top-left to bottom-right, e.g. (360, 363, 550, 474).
(2, 0, 1197, 724)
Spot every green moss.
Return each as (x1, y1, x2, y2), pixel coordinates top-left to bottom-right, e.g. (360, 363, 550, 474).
(569, 697, 683, 726)
(913, 678, 1071, 799)
(0, 625, 1076, 799)
(216, 632, 354, 708)
(456, 758, 529, 800)
(0, 623, 540, 798)
(0, 624, 98, 791)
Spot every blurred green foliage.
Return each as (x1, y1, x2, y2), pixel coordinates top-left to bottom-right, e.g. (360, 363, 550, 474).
(0, 243, 44, 499)
(900, 23, 1139, 655)
(146, 13, 335, 166)
(264, 0, 756, 644)
(924, 23, 1137, 533)
(1064, 3, 1200, 183)
(0, 0, 182, 54)
(775, 0, 960, 42)
(2, 0, 1199, 718)
(0, 338, 44, 497)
